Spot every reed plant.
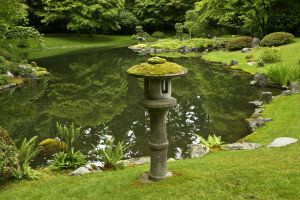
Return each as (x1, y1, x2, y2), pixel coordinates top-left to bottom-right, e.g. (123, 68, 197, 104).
(267, 64, 300, 86)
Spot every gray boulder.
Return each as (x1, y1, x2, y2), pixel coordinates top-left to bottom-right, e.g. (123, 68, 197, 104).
(241, 48, 251, 53)
(212, 36, 218, 40)
(248, 100, 263, 108)
(281, 90, 293, 96)
(261, 92, 272, 104)
(257, 60, 264, 68)
(251, 37, 260, 48)
(230, 59, 239, 66)
(188, 144, 210, 158)
(224, 142, 263, 150)
(245, 117, 266, 133)
(156, 49, 164, 53)
(252, 72, 268, 87)
(267, 137, 298, 148)
(69, 162, 103, 176)
(247, 61, 256, 66)
(290, 80, 300, 93)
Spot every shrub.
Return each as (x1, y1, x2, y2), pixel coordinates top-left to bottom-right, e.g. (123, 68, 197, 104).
(152, 31, 165, 38)
(10, 64, 33, 76)
(260, 47, 281, 63)
(261, 32, 295, 47)
(0, 56, 8, 74)
(12, 136, 41, 180)
(92, 135, 130, 169)
(194, 133, 226, 152)
(0, 50, 12, 61)
(226, 36, 253, 51)
(39, 139, 68, 157)
(0, 127, 18, 180)
(0, 75, 10, 85)
(267, 64, 300, 86)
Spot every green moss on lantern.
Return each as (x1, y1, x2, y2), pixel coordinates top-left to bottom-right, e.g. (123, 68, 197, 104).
(127, 57, 188, 76)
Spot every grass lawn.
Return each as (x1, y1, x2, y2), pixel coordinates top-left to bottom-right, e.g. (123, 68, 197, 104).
(0, 94, 299, 199)
(203, 38, 300, 75)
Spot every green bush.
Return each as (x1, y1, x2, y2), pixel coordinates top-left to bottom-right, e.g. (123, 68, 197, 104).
(0, 50, 12, 61)
(261, 32, 295, 47)
(10, 64, 33, 76)
(52, 148, 86, 169)
(0, 56, 8, 74)
(0, 127, 18, 180)
(152, 31, 165, 38)
(226, 36, 253, 51)
(0, 75, 11, 85)
(267, 64, 300, 86)
(260, 47, 281, 63)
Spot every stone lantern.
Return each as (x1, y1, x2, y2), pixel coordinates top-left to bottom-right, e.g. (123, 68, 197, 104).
(127, 57, 188, 181)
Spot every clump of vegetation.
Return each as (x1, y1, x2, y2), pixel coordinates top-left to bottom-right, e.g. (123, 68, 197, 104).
(0, 56, 8, 74)
(51, 123, 86, 169)
(0, 75, 11, 85)
(267, 64, 300, 86)
(10, 64, 33, 76)
(92, 136, 130, 169)
(260, 47, 281, 63)
(152, 31, 164, 38)
(261, 32, 295, 47)
(0, 127, 18, 181)
(148, 57, 166, 64)
(13, 136, 41, 180)
(245, 55, 253, 59)
(175, 23, 184, 41)
(0, 50, 12, 61)
(194, 133, 226, 152)
(133, 26, 149, 43)
(39, 139, 68, 157)
(226, 36, 253, 51)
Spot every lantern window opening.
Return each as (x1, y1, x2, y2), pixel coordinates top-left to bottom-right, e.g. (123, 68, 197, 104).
(162, 80, 168, 93)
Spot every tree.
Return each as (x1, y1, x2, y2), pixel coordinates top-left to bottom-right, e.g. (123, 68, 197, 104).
(135, 26, 149, 43)
(117, 10, 139, 34)
(38, 0, 125, 36)
(184, 10, 198, 38)
(175, 23, 184, 41)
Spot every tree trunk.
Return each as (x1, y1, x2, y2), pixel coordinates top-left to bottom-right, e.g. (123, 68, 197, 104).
(89, 28, 93, 37)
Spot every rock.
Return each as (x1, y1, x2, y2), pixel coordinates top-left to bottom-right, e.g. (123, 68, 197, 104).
(267, 137, 298, 148)
(230, 59, 239, 66)
(69, 162, 103, 176)
(224, 142, 263, 150)
(149, 48, 155, 54)
(245, 117, 266, 133)
(223, 62, 228, 67)
(241, 48, 251, 53)
(290, 80, 300, 93)
(167, 158, 176, 162)
(248, 100, 263, 108)
(156, 49, 164, 53)
(254, 107, 265, 116)
(261, 92, 272, 104)
(205, 49, 209, 53)
(6, 72, 14, 78)
(188, 144, 210, 158)
(212, 36, 218, 40)
(257, 60, 264, 68)
(232, 35, 235, 37)
(3, 85, 10, 89)
(191, 47, 200, 52)
(251, 37, 260, 48)
(247, 61, 256, 66)
(213, 43, 219, 49)
(179, 45, 186, 50)
(281, 90, 293, 96)
(253, 72, 268, 87)
(128, 157, 150, 165)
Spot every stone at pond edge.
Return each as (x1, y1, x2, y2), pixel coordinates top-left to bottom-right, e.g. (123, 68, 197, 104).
(224, 142, 263, 150)
(281, 90, 293, 96)
(257, 60, 264, 68)
(251, 37, 260, 48)
(230, 59, 239, 66)
(290, 80, 300, 93)
(69, 162, 103, 176)
(241, 48, 251, 53)
(261, 92, 272, 104)
(267, 137, 298, 148)
(252, 72, 268, 87)
(188, 144, 210, 158)
(245, 117, 273, 133)
(248, 100, 263, 109)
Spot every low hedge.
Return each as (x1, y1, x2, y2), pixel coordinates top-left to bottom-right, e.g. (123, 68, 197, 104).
(261, 32, 294, 47)
(152, 31, 165, 38)
(226, 36, 253, 51)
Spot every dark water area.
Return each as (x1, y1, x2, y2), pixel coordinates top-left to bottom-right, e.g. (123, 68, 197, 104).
(0, 47, 282, 166)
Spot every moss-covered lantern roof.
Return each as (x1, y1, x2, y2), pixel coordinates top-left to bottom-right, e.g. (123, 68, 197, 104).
(127, 57, 188, 78)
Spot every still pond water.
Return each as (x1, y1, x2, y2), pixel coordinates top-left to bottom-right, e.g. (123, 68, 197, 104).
(0, 47, 280, 166)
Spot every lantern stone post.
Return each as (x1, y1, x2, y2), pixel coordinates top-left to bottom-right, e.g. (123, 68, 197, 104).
(127, 57, 188, 181)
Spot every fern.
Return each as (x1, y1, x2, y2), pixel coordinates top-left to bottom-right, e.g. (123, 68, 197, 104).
(56, 122, 81, 150)
(194, 133, 226, 151)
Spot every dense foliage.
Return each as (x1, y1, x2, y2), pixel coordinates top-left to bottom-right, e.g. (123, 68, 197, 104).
(152, 31, 164, 38)
(226, 36, 253, 51)
(261, 32, 295, 47)
(0, 56, 8, 74)
(0, 75, 11, 85)
(267, 64, 300, 86)
(260, 47, 281, 63)
(0, 50, 12, 61)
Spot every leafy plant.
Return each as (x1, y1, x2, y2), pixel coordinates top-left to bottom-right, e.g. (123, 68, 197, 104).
(226, 36, 253, 51)
(0, 75, 10, 85)
(0, 56, 8, 74)
(56, 122, 81, 150)
(0, 49, 12, 61)
(267, 64, 300, 86)
(52, 148, 86, 169)
(152, 31, 164, 38)
(92, 135, 130, 169)
(10, 64, 33, 76)
(194, 133, 226, 152)
(261, 32, 295, 47)
(260, 47, 280, 63)
(13, 136, 41, 180)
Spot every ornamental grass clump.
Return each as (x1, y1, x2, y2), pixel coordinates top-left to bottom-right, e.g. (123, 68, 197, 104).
(267, 64, 300, 86)
(194, 133, 227, 152)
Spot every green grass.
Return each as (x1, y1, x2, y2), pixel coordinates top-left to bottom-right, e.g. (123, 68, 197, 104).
(0, 94, 299, 199)
(203, 38, 300, 75)
(3, 34, 136, 59)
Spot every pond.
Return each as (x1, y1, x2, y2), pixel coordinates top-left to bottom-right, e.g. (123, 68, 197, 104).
(0, 47, 281, 166)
